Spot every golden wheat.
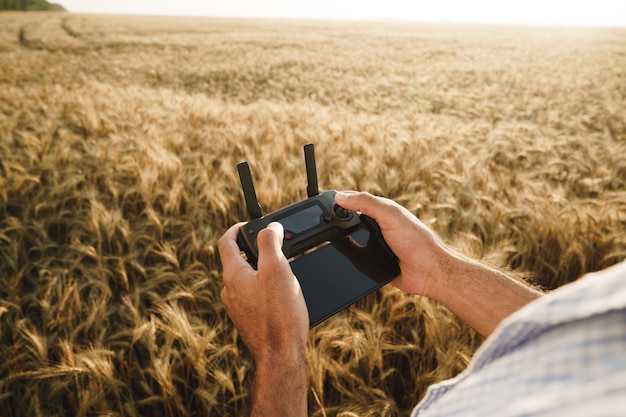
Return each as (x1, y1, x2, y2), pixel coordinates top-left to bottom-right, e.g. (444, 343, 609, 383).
(0, 11, 625, 416)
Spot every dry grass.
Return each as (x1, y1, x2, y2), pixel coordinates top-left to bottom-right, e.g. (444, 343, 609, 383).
(1, 11, 625, 416)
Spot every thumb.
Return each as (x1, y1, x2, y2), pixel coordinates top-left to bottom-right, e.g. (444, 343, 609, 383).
(256, 222, 288, 270)
(335, 191, 415, 235)
(335, 191, 397, 222)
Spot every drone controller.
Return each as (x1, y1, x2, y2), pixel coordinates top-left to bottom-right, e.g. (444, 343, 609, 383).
(236, 188, 363, 267)
(235, 143, 400, 326)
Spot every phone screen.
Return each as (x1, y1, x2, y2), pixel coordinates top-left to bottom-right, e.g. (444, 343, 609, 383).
(290, 226, 400, 327)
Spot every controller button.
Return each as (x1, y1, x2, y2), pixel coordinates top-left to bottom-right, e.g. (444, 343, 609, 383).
(285, 231, 293, 240)
(323, 214, 333, 223)
(333, 204, 352, 220)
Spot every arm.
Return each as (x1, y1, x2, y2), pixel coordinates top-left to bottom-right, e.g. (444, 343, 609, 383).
(335, 191, 543, 337)
(218, 222, 308, 417)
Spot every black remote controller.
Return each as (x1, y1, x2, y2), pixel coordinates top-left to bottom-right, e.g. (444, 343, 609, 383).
(236, 143, 393, 268)
(237, 189, 363, 267)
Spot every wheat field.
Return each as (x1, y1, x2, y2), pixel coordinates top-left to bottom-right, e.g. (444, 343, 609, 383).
(1, 11, 625, 416)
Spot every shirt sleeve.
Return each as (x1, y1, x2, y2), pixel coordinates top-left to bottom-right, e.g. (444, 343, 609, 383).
(411, 260, 626, 417)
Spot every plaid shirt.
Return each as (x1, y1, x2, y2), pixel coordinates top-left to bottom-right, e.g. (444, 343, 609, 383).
(411, 260, 626, 417)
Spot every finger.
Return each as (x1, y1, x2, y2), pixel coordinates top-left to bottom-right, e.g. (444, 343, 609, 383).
(256, 222, 286, 266)
(335, 191, 403, 228)
(218, 222, 251, 273)
(335, 191, 386, 214)
(256, 222, 296, 284)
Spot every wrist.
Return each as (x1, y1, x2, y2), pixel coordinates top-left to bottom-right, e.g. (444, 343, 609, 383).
(417, 237, 463, 301)
(248, 325, 308, 365)
(253, 341, 306, 370)
(426, 244, 542, 336)
(427, 242, 493, 305)
(251, 343, 308, 417)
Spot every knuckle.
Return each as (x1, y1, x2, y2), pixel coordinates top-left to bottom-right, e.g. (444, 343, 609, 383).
(355, 190, 373, 203)
(220, 287, 229, 306)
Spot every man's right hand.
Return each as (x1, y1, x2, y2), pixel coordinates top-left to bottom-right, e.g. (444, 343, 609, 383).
(335, 191, 447, 299)
(335, 191, 543, 337)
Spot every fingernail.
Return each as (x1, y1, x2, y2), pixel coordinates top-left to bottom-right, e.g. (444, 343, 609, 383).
(267, 222, 284, 233)
(335, 192, 351, 201)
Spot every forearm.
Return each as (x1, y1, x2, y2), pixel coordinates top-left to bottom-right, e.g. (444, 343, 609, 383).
(251, 350, 308, 417)
(429, 246, 543, 337)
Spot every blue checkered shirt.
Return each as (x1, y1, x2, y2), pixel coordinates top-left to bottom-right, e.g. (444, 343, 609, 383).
(411, 260, 626, 417)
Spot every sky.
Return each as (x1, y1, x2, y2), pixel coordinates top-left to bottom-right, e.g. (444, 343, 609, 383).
(56, 0, 626, 27)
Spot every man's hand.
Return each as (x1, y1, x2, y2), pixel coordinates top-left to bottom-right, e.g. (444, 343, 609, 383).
(335, 191, 445, 298)
(335, 191, 543, 337)
(218, 222, 308, 417)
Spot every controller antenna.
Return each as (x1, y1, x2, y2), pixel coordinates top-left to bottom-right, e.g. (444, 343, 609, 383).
(304, 143, 319, 197)
(237, 161, 263, 219)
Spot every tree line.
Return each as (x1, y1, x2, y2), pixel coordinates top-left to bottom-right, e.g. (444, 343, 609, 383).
(0, 0, 66, 11)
